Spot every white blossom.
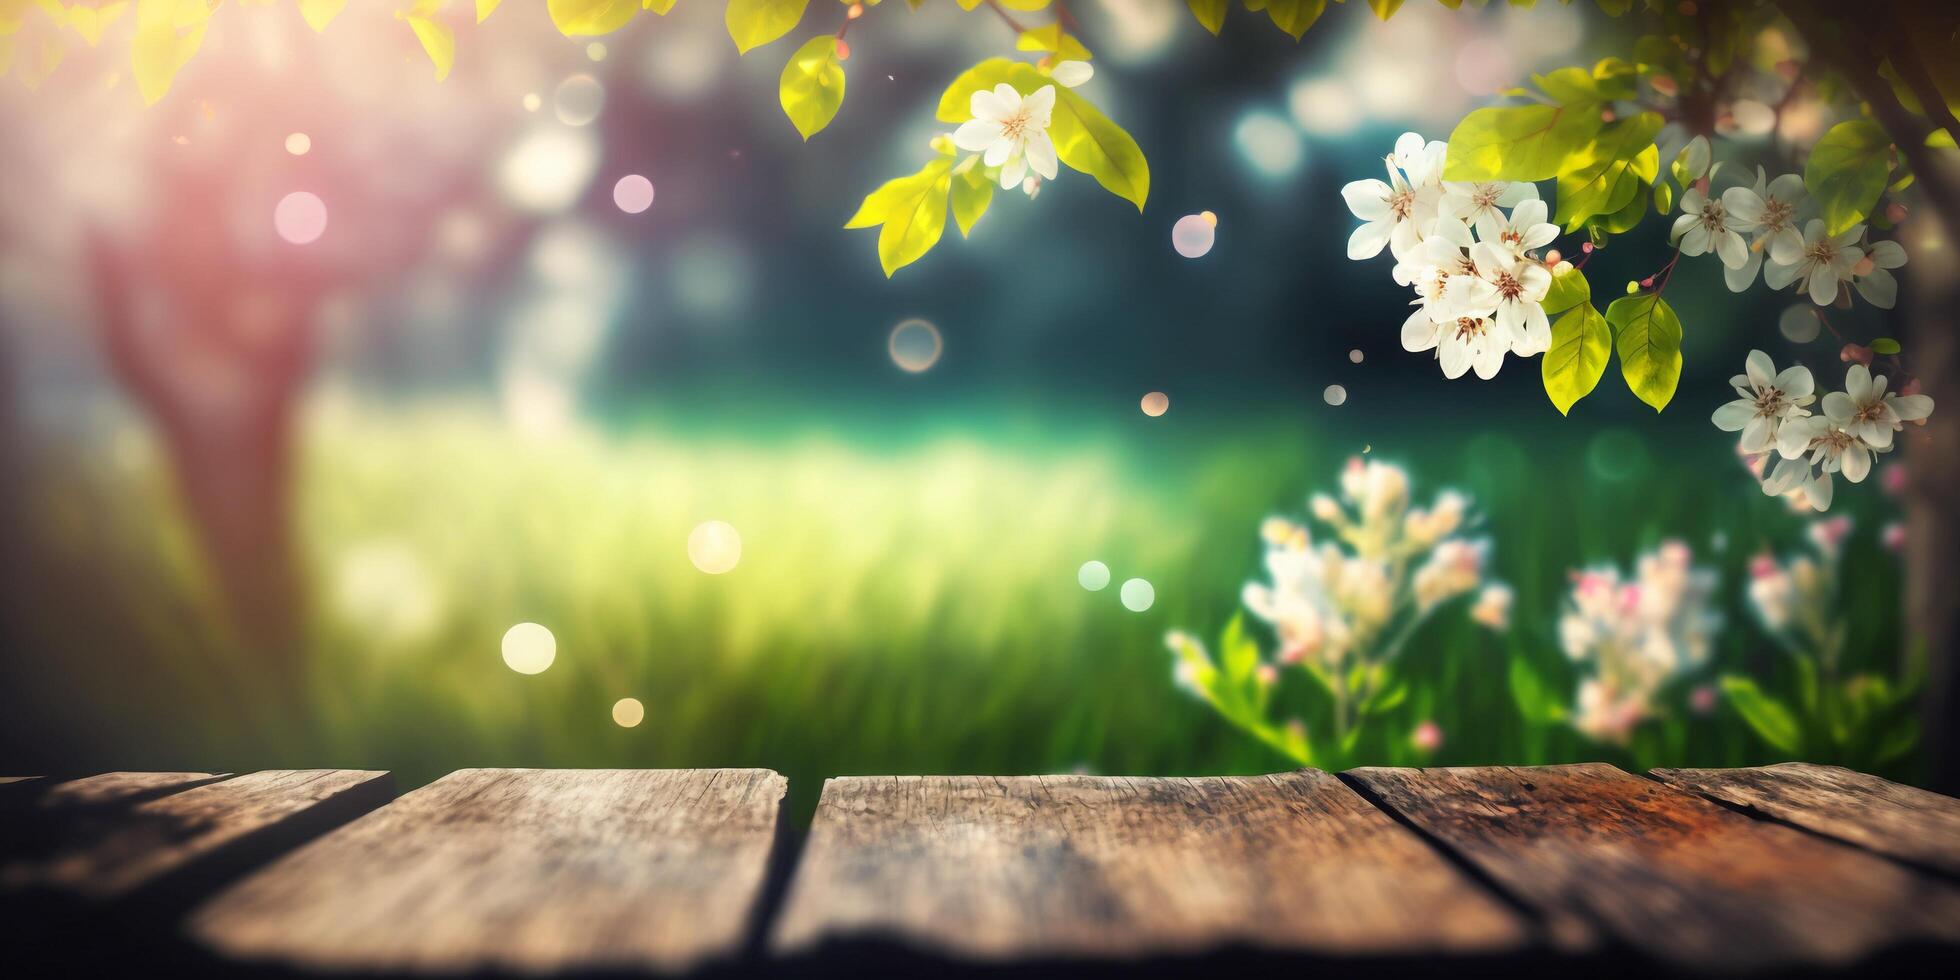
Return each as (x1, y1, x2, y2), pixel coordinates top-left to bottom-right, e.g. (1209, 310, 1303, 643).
(1853, 239, 1908, 309)
(1672, 186, 1748, 268)
(1711, 349, 1815, 455)
(1822, 362, 1932, 450)
(1439, 180, 1538, 243)
(952, 83, 1058, 190)
(1765, 219, 1863, 305)
(1721, 169, 1806, 292)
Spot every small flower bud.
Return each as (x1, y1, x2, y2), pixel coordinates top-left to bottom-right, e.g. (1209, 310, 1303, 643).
(1581, 241, 1595, 253)
(1852, 255, 1875, 276)
(1544, 249, 1562, 265)
(1640, 276, 1655, 288)
(1886, 202, 1908, 223)
(836, 39, 851, 60)
(1840, 343, 1873, 365)
(847, 2, 864, 18)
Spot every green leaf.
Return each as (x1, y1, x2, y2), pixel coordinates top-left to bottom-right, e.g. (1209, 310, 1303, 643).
(937, 58, 1016, 123)
(1720, 675, 1803, 755)
(1652, 178, 1673, 215)
(1595, 0, 1631, 14)
(1184, 0, 1227, 34)
(1220, 611, 1259, 684)
(1367, 0, 1403, 18)
(1016, 24, 1091, 61)
(1606, 292, 1682, 411)
(951, 163, 994, 237)
(1542, 264, 1590, 315)
(548, 0, 639, 35)
(1263, 0, 1324, 40)
(1444, 104, 1602, 182)
(725, 0, 808, 54)
(1556, 112, 1661, 232)
(1509, 657, 1565, 724)
(1806, 120, 1892, 236)
(938, 60, 1148, 210)
(1542, 303, 1611, 415)
(778, 35, 844, 140)
(1591, 179, 1651, 235)
(845, 158, 955, 276)
(1053, 86, 1150, 210)
(1871, 337, 1902, 355)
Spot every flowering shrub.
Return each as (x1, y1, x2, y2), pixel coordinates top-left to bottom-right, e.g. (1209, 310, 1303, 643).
(1511, 541, 1718, 746)
(1727, 517, 1922, 767)
(1165, 458, 1505, 767)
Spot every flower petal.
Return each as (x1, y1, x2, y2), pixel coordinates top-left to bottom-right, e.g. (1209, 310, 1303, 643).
(1712, 399, 1756, 431)
(952, 119, 1003, 153)
(1024, 129, 1058, 180)
(1341, 179, 1393, 221)
(1348, 221, 1392, 260)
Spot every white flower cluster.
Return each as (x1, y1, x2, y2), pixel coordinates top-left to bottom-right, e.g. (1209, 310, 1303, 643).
(1715, 350, 1933, 511)
(1241, 458, 1503, 671)
(1674, 165, 1908, 308)
(1342, 133, 1557, 381)
(1558, 542, 1720, 745)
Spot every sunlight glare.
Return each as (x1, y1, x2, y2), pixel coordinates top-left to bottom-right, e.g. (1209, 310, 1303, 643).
(274, 191, 328, 245)
(689, 521, 743, 574)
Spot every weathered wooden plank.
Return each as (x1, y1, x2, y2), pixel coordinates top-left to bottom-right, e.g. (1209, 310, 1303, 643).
(771, 770, 1530, 962)
(192, 768, 787, 975)
(0, 776, 39, 784)
(0, 770, 391, 901)
(1652, 763, 1960, 876)
(1348, 763, 1960, 970)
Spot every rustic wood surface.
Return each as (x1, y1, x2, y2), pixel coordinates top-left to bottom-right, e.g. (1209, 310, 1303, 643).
(0, 770, 389, 901)
(191, 768, 787, 975)
(1347, 763, 1960, 970)
(8, 771, 226, 808)
(1653, 762, 1960, 875)
(0, 776, 39, 784)
(772, 770, 1531, 961)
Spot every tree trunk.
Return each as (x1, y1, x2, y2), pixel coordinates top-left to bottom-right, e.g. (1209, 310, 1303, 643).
(1902, 188, 1960, 792)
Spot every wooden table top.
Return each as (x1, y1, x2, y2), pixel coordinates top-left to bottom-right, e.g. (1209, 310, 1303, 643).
(3, 762, 1955, 976)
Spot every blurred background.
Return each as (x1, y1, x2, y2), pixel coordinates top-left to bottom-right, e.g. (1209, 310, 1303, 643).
(0, 2, 1924, 821)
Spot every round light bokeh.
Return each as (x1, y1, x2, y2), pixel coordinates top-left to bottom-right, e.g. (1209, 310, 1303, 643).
(1349, 349, 1364, 364)
(554, 73, 606, 126)
(888, 319, 942, 373)
(285, 132, 311, 156)
(1140, 391, 1169, 417)
(1324, 384, 1348, 406)
(688, 520, 742, 574)
(612, 697, 645, 728)
(1233, 111, 1304, 178)
(274, 191, 328, 245)
(1120, 578, 1155, 612)
(613, 174, 655, 214)
(501, 622, 556, 674)
(1171, 212, 1216, 258)
(1078, 560, 1111, 592)
(1779, 305, 1821, 343)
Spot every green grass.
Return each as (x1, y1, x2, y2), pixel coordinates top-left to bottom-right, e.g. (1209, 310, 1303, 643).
(1, 391, 1920, 821)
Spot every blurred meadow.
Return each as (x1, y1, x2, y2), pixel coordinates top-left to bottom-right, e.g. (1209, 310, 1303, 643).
(3, 387, 1910, 822)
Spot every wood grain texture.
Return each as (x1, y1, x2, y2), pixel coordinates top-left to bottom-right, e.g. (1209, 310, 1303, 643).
(0, 770, 389, 901)
(1348, 763, 1960, 970)
(1653, 763, 1960, 875)
(772, 770, 1529, 961)
(192, 768, 787, 975)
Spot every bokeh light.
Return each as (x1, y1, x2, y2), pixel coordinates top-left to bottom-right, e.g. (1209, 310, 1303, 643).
(1288, 77, 1358, 135)
(613, 174, 655, 214)
(586, 42, 608, 62)
(285, 132, 311, 156)
(1078, 560, 1110, 591)
(1120, 578, 1155, 612)
(273, 191, 328, 245)
(888, 318, 943, 373)
(522, 92, 542, 112)
(1140, 391, 1169, 416)
(1349, 349, 1364, 364)
(688, 520, 742, 574)
(501, 622, 556, 674)
(1779, 305, 1822, 343)
(1324, 384, 1347, 406)
(612, 697, 645, 728)
(498, 126, 599, 214)
(553, 73, 606, 126)
(1172, 212, 1216, 258)
(1234, 111, 1304, 178)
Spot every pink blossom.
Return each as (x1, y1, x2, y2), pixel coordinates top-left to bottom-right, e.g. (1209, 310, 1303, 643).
(1411, 720, 1444, 752)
